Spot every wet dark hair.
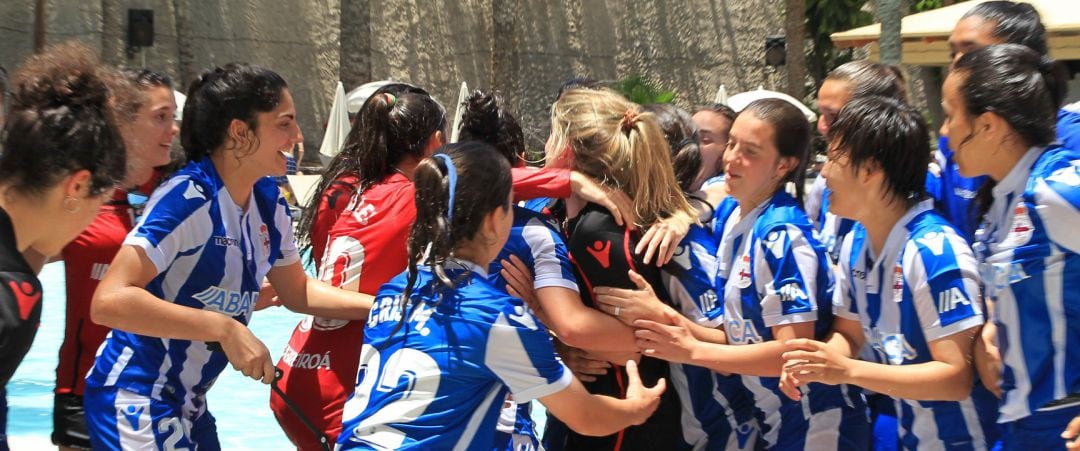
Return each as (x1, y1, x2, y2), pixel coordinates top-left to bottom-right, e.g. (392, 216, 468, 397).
(953, 44, 1068, 148)
(295, 83, 444, 261)
(457, 90, 525, 166)
(962, 1, 1048, 56)
(348, 91, 446, 194)
(389, 141, 512, 338)
(123, 69, 173, 90)
(952, 44, 1069, 217)
(741, 98, 813, 207)
(828, 96, 929, 207)
(180, 63, 287, 162)
(825, 60, 909, 102)
(643, 103, 701, 192)
(694, 103, 737, 122)
(0, 42, 126, 197)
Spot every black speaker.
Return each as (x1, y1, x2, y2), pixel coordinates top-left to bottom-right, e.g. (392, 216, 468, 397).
(765, 36, 786, 68)
(128, 9, 154, 48)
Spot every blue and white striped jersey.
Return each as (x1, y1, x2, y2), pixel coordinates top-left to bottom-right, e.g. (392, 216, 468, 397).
(662, 224, 760, 450)
(808, 175, 856, 264)
(930, 109, 1080, 242)
(487, 206, 576, 448)
(489, 206, 577, 294)
(86, 157, 298, 415)
(338, 260, 572, 450)
(834, 200, 991, 449)
(973, 145, 1080, 423)
(712, 192, 866, 449)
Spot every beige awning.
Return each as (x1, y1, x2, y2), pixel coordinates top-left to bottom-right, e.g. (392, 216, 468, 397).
(831, 0, 1080, 65)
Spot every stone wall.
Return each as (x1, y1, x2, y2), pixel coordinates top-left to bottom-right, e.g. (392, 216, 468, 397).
(2, 0, 789, 161)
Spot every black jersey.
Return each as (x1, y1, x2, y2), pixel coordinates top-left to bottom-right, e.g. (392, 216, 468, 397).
(0, 206, 43, 387)
(558, 203, 682, 451)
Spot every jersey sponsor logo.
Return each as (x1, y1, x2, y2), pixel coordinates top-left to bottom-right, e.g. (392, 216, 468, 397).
(1004, 202, 1034, 247)
(697, 290, 719, 315)
(851, 268, 867, 280)
(891, 264, 904, 303)
(915, 231, 947, 256)
(733, 254, 752, 289)
(764, 230, 786, 259)
(121, 404, 144, 430)
(281, 343, 332, 370)
(726, 319, 763, 344)
(953, 187, 977, 200)
(192, 286, 257, 316)
(213, 236, 239, 247)
(8, 280, 41, 320)
(585, 240, 612, 269)
(182, 180, 206, 200)
(90, 262, 110, 281)
(984, 262, 1031, 297)
(778, 282, 808, 304)
(938, 287, 972, 314)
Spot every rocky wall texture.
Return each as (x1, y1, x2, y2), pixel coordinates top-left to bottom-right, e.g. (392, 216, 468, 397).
(2, 0, 789, 161)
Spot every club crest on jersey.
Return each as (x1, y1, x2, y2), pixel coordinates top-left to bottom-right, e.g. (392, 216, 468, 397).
(1004, 202, 1034, 247)
(259, 224, 271, 255)
(733, 254, 752, 289)
(891, 264, 904, 302)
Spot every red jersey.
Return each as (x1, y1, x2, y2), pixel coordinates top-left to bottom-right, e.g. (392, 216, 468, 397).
(55, 191, 133, 395)
(308, 173, 359, 272)
(271, 167, 571, 449)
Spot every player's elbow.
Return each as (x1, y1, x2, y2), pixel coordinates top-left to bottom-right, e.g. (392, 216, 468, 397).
(90, 289, 120, 327)
(562, 414, 620, 437)
(936, 367, 975, 401)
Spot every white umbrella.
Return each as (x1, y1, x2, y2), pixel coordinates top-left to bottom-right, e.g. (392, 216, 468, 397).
(714, 85, 728, 105)
(173, 90, 186, 121)
(318, 81, 351, 161)
(726, 88, 817, 123)
(345, 80, 396, 114)
(449, 81, 468, 143)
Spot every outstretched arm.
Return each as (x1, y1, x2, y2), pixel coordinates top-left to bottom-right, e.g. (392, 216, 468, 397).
(266, 261, 372, 319)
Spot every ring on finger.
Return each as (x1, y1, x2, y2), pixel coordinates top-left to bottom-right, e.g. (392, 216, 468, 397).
(614, 305, 621, 317)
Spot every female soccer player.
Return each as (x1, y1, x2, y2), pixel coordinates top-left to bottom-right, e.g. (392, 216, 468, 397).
(634, 99, 869, 450)
(0, 42, 128, 450)
(84, 63, 374, 449)
(337, 142, 665, 450)
(541, 88, 696, 450)
(943, 44, 1079, 447)
(594, 102, 759, 450)
(780, 96, 995, 449)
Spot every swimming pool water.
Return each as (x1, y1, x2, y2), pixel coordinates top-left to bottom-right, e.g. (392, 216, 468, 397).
(7, 261, 300, 450)
(7, 261, 549, 450)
